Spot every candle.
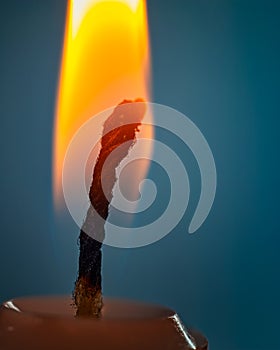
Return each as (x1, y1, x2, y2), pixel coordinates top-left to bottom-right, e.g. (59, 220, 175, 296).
(1, 1, 210, 348)
(0, 296, 208, 350)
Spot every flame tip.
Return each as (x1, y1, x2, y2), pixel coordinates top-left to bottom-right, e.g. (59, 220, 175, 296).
(53, 0, 151, 203)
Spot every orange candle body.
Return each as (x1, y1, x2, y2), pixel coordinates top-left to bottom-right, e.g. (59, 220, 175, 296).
(0, 296, 208, 350)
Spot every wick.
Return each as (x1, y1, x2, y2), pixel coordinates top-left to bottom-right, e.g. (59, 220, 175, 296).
(73, 99, 146, 318)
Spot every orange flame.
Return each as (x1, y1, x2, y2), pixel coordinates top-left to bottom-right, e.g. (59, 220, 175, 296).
(53, 0, 151, 206)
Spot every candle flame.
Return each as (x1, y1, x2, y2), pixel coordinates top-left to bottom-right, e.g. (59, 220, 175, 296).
(53, 0, 151, 207)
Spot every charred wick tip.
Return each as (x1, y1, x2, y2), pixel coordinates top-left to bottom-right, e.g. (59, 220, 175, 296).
(74, 99, 146, 318)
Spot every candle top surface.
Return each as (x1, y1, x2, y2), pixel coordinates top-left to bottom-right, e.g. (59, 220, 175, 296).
(2, 296, 174, 320)
(0, 296, 208, 350)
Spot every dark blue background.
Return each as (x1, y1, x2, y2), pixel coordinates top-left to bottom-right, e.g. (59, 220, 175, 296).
(1, 1, 279, 349)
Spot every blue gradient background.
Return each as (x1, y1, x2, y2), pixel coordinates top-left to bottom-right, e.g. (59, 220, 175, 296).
(0, 1, 279, 349)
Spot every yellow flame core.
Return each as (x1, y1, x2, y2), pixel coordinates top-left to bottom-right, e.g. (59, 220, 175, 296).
(53, 0, 151, 205)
